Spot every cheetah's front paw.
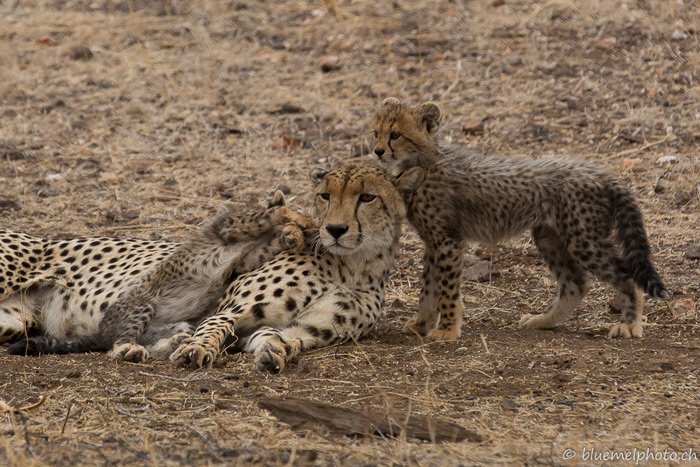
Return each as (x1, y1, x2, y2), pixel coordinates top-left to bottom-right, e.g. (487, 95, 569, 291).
(282, 224, 305, 251)
(403, 317, 429, 336)
(608, 322, 643, 339)
(253, 342, 286, 374)
(518, 313, 557, 330)
(111, 343, 150, 363)
(170, 340, 217, 368)
(427, 327, 460, 341)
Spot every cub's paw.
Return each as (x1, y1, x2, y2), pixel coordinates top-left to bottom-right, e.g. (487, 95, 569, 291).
(427, 327, 460, 342)
(608, 322, 643, 339)
(282, 223, 305, 251)
(170, 341, 216, 368)
(518, 313, 557, 330)
(111, 343, 150, 363)
(402, 317, 429, 336)
(253, 342, 286, 374)
(149, 332, 192, 360)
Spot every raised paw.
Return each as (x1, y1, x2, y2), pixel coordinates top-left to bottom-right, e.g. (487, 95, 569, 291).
(427, 327, 460, 341)
(403, 317, 429, 336)
(253, 342, 286, 374)
(282, 223, 305, 251)
(111, 343, 150, 363)
(608, 322, 643, 339)
(170, 340, 217, 368)
(518, 313, 557, 330)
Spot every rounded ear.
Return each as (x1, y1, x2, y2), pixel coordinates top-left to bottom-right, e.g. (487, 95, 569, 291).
(268, 190, 287, 208)
(394, 167, 425, 194)
(416, 102, 442, 133)
(382, 97, 401, 107)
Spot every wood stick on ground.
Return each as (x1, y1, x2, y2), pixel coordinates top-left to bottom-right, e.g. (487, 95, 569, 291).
(259, 397, 482, 443)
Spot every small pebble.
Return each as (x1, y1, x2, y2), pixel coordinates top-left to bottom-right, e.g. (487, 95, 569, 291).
(659, 362, 675, 371)
(213, 379, 221, 383)
(225, 374, 240, 380)
(407, 370, 415, 376)
(200, 387, 209, 393)
(243, 381, 250, 388)
(664, 392, 673, 398)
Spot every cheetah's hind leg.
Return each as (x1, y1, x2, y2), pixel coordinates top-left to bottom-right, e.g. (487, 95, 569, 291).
(519, 226, 591, 331)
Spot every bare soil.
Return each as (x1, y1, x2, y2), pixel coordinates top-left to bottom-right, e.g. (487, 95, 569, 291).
(1, 1, 699, 465)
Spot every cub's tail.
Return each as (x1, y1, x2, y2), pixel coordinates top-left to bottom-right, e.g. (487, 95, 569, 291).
(613, 186, 668, 299)
(7, 335, 108, 356)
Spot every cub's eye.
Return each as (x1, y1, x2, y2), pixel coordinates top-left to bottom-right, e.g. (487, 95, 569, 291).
(371, 130, 378, 139)
(319, 193, 330, 201)
(390, 131, 401, 140)
(359, 193, 376, 203)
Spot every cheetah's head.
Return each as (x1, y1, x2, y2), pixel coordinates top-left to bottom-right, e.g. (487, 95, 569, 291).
(314, 164, 423, 257)
(370, 97, 442, 176)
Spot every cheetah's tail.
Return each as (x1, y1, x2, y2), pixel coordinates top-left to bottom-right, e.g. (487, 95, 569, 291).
(613, 187, 669, 299)
(7, 335, 108, 356)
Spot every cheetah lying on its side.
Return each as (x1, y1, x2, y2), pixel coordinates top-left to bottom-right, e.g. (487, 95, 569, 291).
(371, 98, 667, 341)
(170, 164, 424, 373)
(4, 192, 313, 361)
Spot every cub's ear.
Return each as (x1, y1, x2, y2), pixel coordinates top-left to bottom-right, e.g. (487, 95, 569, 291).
(416, 102, 442, 133)
(268, 190, 287, 208)
(382, 97, 401, 107)
(394, 167, 425, 194)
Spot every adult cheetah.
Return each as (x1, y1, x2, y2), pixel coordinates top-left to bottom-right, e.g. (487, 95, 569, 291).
(370, 98, 667, 341)
(4, 192, 313, 361)
(170, 163, 424, 373)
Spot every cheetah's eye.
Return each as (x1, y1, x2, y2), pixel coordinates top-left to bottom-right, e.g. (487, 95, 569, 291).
(371, 130, 378, 139)
(319, 193, 330, 201)
(359, 193, 376, 203)
(389, 131, 401, 140)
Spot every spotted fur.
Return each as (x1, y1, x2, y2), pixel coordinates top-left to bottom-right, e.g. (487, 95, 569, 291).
(370, 98, 668, 340)
(170, 164, 423, 373)
(5, 192, 313, 361)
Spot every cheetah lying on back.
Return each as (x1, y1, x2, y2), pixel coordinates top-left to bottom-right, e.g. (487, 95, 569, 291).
(170, 164, 423, 373)
(370, 98, 668, 341)
(5, 192, 313, 361)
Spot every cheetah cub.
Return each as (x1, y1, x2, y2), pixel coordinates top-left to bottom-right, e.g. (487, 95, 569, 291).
(371, 98, 668, 341)
(170, 164, 423, 372)
(6, 192, 313, 361)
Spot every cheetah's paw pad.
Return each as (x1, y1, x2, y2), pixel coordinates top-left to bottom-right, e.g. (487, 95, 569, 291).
(254, 343, 286, 374)
(402, 317, 428, 336)
(111, 343, 150, 363)
(608, 322, 643, 339)
(518, 313, 556, 330)
(282, 225, 304, 251)
(427, 327, 460, 342)
(170, 342, 216, 368)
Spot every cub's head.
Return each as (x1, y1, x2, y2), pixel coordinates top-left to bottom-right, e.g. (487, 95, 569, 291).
(314, 164, 423, 257)
(370, 97, 442, 175)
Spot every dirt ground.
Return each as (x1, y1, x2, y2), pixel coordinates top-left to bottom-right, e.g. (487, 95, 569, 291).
(1, 0, 699, 465)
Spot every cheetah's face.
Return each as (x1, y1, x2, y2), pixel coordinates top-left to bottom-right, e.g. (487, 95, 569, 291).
(314, 164, 423, 257)
(370, 97, 443, 175)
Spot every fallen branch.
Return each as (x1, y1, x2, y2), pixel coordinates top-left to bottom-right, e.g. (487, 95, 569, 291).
(259, 397, 481, 443)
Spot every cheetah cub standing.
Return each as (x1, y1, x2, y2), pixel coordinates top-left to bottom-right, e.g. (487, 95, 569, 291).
(6, 192, 313, 361)
(171, 164, 423, 372)
(370, 98, 668, 341)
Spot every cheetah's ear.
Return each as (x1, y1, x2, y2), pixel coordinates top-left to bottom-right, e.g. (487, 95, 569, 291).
(382, 97, 401, 107)
(394, 167, 424, 194)
(416, 102, 442, 134)
(268, 190, 287, 208)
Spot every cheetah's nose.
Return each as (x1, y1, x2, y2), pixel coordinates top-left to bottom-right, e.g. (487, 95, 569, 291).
(373, 148, 385, 157)
(325, 224, 349, 240)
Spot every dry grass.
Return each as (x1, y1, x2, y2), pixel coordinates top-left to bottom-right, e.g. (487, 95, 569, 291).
(1, 0, 700, 465)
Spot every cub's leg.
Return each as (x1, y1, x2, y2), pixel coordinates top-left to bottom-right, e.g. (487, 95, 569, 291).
(213, 206, 315, 244)
(568, 238, 644, 338)
(100, 297, 156, 363)
(403, 246, 440, 336)
(426, 239, 465, 341)
(519, 226, 591, 330)
(0, 294, 40, 344)
(143, 322, 194, 360)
